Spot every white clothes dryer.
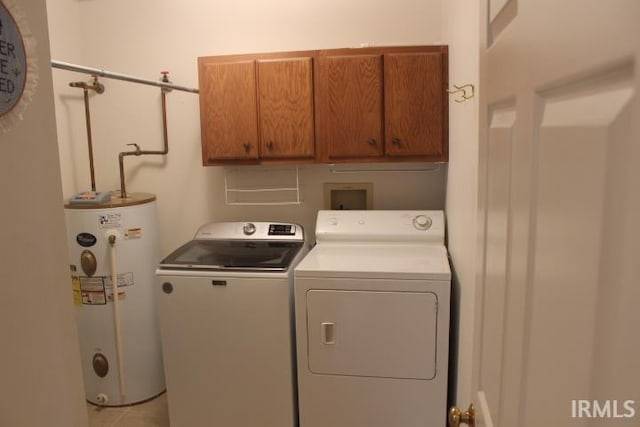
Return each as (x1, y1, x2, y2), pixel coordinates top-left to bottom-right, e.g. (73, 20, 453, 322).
(294, 210, 451, 427)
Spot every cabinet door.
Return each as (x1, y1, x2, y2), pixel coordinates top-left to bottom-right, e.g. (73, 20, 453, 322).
(257, 58, 315, 159)
(317, 55, 384, 159)
(199, 60, 258, 161)
(384, 52, 445, 157)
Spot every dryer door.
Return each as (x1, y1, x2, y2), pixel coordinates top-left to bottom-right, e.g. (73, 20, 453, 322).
(306, 290, 438, 380)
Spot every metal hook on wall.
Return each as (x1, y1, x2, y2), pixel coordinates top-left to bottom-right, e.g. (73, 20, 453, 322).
(447, 84, 475, 103)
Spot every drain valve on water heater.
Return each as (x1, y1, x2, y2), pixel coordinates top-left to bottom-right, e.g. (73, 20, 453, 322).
(95, 393, 109, 406)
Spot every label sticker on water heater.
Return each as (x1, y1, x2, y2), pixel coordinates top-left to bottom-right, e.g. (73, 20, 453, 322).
(125, 227, 142, 239)
(79, 277, 107, 305)
(98, 213, 122, 229)
(78, 273, 134, 305)
(104, 272, 135, 288)
(71, 276, 82, 307)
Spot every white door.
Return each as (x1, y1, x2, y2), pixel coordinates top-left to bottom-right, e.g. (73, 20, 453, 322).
(460, 1, 640, 426)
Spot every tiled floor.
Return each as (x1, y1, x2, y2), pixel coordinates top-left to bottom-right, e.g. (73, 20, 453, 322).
(87, 392, 169, 426)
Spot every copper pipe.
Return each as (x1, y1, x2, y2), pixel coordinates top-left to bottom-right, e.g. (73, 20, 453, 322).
(69, 78, 104, 191)
(83, 89, 96, 191)
(118, 88, 170, 198)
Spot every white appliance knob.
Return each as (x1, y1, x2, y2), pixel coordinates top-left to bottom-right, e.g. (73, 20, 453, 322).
(243, 223, 256, 235)
(413, 215, 432, 230)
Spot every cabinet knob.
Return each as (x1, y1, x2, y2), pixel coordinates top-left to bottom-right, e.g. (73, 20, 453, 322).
(368, 138, 377, 146)
(267, 141, 274, 151)
(243, 142, 251, 153)
(392, 137, 402, 146)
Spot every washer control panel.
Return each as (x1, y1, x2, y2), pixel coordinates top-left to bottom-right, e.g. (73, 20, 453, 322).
(243, 223, 256, 235)
(268, 224, 297, 236)
(195, 222, 303, 241)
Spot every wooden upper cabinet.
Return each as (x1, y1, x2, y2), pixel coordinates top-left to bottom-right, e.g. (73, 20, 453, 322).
(199, 60, 259, 161)
(199, 53, 315, 165)
(316, 46, 448, 162)
(257, 58, 315, 159)
(384, 51, 445, 158)
(198, 46, 447, 166)
(316, 54, 384, 160)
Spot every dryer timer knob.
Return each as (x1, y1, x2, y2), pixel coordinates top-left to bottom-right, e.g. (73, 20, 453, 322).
(413, 215, 432, 230)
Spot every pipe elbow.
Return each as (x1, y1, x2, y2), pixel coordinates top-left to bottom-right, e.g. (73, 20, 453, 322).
(120, 143, 141, 156)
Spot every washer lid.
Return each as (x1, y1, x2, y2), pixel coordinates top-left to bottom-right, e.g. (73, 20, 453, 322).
(295, 243, 451, 280)
(159, 240, 304, 272)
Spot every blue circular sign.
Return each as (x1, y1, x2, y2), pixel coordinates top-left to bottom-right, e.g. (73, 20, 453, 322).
(0, 3, 27, 116)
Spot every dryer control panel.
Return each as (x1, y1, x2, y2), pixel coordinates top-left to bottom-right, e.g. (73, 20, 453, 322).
(315, 210, 444, 244)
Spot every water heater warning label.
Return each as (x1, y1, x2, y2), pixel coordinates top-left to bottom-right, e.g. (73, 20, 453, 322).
(79, 277, 107, 305)
(104, 272, 134, 288)
(125, 227, 142, 239)
(72, 276, 82, 307)
(78, 273, 134, 305)
(98, 213, 122, 229)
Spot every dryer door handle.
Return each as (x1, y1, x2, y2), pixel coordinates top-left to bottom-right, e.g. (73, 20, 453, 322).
(321, 322, 336, 345)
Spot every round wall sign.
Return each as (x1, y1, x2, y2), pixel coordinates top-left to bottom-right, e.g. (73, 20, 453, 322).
(0, 2, 27, 117)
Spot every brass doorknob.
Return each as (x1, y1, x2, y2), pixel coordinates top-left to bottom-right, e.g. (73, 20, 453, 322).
(449, 403, 475, 427)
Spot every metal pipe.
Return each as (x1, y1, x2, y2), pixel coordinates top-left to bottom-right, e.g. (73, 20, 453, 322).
(53, 60, 199, 94)
(118, 88, 170, 198)
(69, 77, 105, 191)
(83, 89, 96, 191)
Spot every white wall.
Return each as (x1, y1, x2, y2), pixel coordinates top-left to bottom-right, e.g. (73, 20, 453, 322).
(47, 0, 446, 256)
(442, 0, 480, 406)
(0, 1, 88, 426)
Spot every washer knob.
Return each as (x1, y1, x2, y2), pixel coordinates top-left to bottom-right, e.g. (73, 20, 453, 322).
(243, 222, 256, 235)
(413, 215, 432, 230)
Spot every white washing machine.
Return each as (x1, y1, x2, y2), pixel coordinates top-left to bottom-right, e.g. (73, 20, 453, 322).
(156, 222, 306, 427)
(294, 210, 451, 427)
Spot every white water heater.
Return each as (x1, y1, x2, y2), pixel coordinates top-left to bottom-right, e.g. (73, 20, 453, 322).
(65, 192, 165, 406)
